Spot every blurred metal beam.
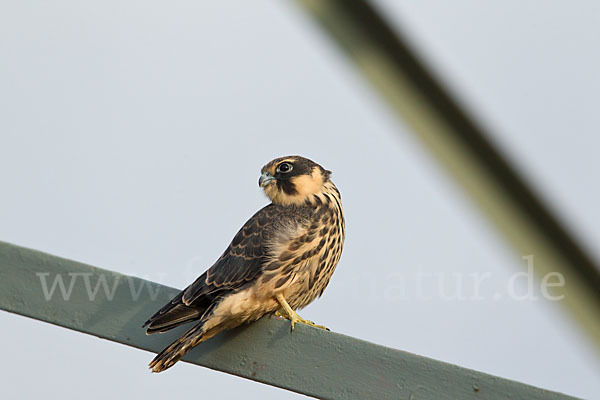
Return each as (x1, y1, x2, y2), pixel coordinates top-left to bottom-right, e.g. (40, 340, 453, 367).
(0, 241, 580, 399)
(295, 0, 600, 349)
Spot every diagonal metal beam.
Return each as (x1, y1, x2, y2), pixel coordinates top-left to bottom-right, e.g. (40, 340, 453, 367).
(0, 241, 580, 400)
(294, 0, 600, 350)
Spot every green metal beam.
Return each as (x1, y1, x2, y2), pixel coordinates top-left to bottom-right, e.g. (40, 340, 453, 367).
(294, 0, 600, 350)
(0, 241, 579, 399)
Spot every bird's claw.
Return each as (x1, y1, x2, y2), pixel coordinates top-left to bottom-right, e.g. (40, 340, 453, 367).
(276, 308, 329, 332)
(296, 318, 329, 331)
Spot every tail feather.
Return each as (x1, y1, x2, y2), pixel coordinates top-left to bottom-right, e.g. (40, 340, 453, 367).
(149, 323, 205, 373)
(144, 304, 202, 334)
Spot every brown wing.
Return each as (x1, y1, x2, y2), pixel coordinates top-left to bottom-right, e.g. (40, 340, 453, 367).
(143, 204, 307, 334)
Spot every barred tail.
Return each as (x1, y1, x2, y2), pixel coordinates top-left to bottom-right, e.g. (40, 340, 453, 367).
(149, 323, 205, 373)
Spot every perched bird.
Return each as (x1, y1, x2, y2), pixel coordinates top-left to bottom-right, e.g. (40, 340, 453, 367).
(143, 155, 345, 372)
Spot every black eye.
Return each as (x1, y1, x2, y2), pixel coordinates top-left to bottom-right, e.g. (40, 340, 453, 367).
(277, 162, 293, 174)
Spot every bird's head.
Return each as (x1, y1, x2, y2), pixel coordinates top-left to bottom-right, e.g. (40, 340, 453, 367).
(259, 156, 332, 206)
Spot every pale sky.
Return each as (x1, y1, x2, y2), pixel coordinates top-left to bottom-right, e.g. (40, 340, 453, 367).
(1, 1, 599, 399)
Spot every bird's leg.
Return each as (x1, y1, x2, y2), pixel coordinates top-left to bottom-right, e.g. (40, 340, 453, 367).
(275, 294, 329, 332)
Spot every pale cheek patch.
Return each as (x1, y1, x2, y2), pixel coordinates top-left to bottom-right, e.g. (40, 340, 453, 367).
(263, 167, 325, 206)
(293, 169, 324, 198)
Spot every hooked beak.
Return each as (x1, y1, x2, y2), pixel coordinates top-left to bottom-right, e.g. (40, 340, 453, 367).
(259, 172, 275, 188)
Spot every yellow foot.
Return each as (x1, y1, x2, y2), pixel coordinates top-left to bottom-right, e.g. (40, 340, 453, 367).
(275, 308, 329, 332)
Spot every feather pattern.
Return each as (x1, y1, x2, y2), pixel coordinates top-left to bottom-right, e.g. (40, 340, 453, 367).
(143, 204, 312, 332)
(144, 156, 345, 372)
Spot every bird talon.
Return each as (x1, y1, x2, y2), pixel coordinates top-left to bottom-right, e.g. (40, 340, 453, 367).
(276, 301, 328, 332)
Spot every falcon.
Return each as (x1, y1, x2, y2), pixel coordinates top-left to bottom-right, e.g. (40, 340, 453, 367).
(143, 155, 345, 372)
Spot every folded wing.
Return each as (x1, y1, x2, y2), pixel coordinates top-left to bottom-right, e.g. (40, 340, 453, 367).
(143, 204, 287, 334)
